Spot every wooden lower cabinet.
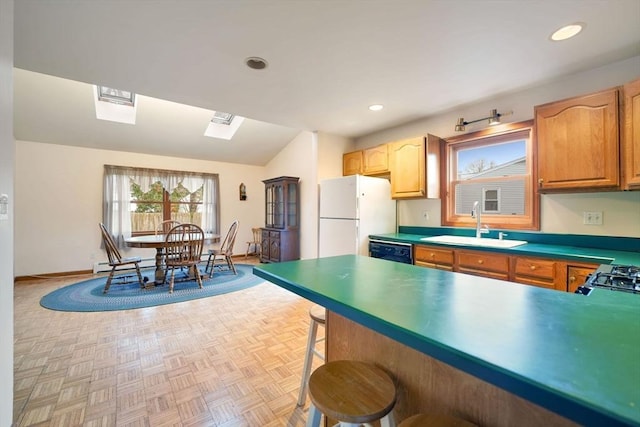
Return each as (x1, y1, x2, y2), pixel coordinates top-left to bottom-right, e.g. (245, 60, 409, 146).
(414, 244, 599, 292)
(260, 228, 299, 263)
(414, 245, 454, 270)
(567, 263, 599, 293)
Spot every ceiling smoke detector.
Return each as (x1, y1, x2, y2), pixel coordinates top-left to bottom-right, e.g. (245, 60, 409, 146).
(245, 57, 268, 70)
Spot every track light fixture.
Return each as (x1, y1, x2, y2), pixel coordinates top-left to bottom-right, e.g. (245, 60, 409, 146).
(455, 109, 502, 132)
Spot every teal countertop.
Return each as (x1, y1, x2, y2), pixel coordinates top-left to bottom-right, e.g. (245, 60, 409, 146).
(370, 230, 640, 265)
(254, 255, 640, 427)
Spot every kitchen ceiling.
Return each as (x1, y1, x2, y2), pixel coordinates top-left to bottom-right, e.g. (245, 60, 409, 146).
(13, 0, 640, 165)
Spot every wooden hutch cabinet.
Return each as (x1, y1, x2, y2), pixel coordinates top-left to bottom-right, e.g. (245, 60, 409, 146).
(260, 176, 300, 263)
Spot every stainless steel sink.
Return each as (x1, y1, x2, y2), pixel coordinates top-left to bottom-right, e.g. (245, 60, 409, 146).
(420, 235, 528, 248)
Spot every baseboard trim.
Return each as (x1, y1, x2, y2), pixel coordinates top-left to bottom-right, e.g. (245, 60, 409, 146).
(15, 269, 94, 282)
(15, 254, 258, 282)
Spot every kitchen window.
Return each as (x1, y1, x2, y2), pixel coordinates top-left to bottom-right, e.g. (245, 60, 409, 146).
(103, 165, 220, 247)
(443, 120, 539, 230)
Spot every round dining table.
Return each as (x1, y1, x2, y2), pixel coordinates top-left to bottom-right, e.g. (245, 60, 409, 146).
(125, 233, 220, 285)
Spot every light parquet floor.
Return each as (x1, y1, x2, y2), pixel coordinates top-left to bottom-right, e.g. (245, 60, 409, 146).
(13, 258, 323, 427)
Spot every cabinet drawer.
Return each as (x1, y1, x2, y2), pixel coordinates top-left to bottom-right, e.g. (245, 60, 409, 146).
(414, 245, 454, 265)
(414, 261, 454, 271)
(269, 231, 280, 240)
(514, 257, 557, 280)
(457, 250, 509, 273)
(458, 268, 509, 281)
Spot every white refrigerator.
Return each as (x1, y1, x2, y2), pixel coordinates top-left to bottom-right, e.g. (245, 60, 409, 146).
(319, 175, 396, 257)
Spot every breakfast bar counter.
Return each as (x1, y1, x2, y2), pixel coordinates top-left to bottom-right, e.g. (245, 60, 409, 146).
(253, 255, 640, 427)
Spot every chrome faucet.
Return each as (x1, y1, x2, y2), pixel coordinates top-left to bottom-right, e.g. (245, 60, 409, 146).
(471, 201, 489, 238)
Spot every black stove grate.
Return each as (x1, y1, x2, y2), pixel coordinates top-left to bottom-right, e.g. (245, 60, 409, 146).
(576, 264, 640, 295)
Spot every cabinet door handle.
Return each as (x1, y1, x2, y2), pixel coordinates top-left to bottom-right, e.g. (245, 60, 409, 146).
(530, 265, 537, 270)
(538, 178, 544, 186)
(569, 276, 576, 282)
(477, 259, 484, 264)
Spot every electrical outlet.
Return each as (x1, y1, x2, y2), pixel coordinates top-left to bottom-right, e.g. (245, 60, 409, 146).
(583, 211, 603, 225)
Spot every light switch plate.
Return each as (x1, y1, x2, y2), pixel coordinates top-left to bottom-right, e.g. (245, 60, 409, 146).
(583, 211, 603, 225)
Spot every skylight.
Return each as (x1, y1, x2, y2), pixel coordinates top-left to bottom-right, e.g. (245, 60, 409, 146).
(204, 111, 244, 140)
(97, 86, 135, 106)
(210, 111, 235, 125)
(93, 85, 137, 124)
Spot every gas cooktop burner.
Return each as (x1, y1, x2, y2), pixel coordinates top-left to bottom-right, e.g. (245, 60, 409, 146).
(610, 265, 640, 277)
(575, 264, 640, 295)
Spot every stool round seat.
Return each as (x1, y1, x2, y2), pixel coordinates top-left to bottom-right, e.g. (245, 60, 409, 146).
(398, 414, 477, 427)
(309, 303, 326, 325)
(308, 360, 396, 425)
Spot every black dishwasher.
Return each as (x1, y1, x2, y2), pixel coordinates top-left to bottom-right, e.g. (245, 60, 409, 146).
(369, 239, 413, 264)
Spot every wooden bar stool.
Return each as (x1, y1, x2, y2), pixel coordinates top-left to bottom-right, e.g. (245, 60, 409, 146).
(297, 304, 326, 406)
(306, 360, 397, 427)
(398, 414, 477, 427)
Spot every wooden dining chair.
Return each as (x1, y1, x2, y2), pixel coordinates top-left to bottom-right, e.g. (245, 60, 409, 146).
(163, 223, 205, 293)
(205, 220, 239, 275)
(98, 223, 146, 293)
(155, 220, 181, 235)
(245, 227, 262, 258)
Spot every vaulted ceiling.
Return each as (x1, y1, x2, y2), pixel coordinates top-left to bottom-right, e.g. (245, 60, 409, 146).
(13, 0, 640, 165)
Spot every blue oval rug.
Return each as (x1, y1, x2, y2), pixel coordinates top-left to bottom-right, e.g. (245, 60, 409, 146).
(40, 264, 264, 312)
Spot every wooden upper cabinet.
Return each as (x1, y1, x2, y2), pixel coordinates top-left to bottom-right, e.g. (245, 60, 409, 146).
(535, 88, 620, 191)
(344, 145, 389, 176)
(343, 151, 363, 176)
(622, 78, 640, 190)
(389, 134, 441, 199)
(363, 144, 389, 175)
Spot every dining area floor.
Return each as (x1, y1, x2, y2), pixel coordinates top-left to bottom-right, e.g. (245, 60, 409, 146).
(13, 257, 321, 427)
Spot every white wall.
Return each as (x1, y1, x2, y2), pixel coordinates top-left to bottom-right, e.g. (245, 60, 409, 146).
(15, 140, 267, 276)
(317, 131, 355, 181)
(0, 0, 14, 423)
(265, 131, 318, 259)
(356, 56, 640, 237)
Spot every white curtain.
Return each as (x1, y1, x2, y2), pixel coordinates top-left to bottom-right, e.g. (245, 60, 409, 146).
(200, 177, 219, 234)
(103, 166, 134, 248)
(103, 165, 220, 248)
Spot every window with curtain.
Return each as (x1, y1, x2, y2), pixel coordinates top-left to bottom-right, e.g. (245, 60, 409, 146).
(103, 165, 220, 247)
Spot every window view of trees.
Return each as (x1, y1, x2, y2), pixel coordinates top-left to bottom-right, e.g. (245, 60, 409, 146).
(130, 180, 205, 234)
(131, 181, 164, 213)
(104, 165, 219, 241)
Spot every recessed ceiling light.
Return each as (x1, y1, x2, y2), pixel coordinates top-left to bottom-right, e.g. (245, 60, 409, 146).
(245, 57, 268, 70)
(550, 23, 585, 41)
(369, 104, 384, 111)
